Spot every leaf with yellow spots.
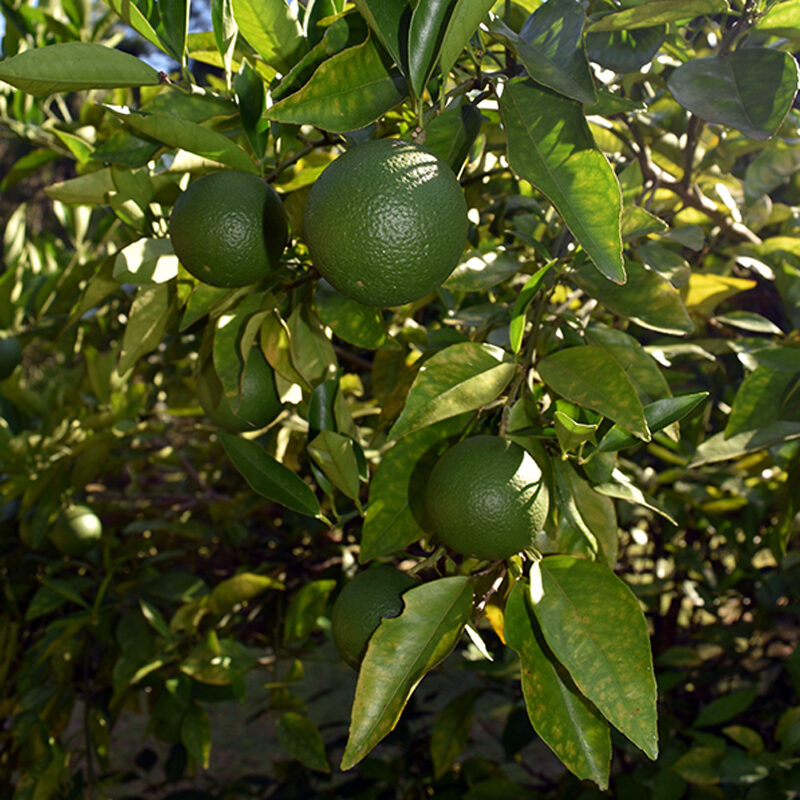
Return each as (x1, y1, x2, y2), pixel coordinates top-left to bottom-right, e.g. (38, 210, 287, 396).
(505, 581, 611, 788)
(529, 556, 658, 760)
(680, 274, 756, 316)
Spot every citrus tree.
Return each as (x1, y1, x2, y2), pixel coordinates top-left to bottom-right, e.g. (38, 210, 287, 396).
(2, 0, 800, 796)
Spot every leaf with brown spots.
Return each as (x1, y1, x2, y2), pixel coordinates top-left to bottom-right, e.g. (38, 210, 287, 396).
(505, 581, 611, 788)
(529, 556, 658, 759)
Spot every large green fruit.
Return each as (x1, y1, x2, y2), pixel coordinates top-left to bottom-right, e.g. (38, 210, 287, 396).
(424, 436, 550, 560)
(303, 139, 468, 307)
(196, 348, 282, 432)
(331, 565, 417, 669)
(169, 170, 289, 288)
(49, 504, 103, 556)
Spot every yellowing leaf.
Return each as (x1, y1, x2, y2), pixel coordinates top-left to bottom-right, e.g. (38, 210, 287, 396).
(680, 274, 756, 315)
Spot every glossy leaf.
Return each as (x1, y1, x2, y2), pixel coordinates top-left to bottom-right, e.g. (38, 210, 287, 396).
(726, 364, 800, 439)
(745, 140, 800, 201)
(680, 273, 755, 316)
(220, 433, 321, 518)
(690, 421, 800, 466)
(538, 346, 649, 439)
(341, 576, 473, 770)
(595, 392, 708, 454)
(352, 0, 412, 74)
(667, 49, 800, 141)
(157, 0, 189, 65)
(588, 0, 727, 31)
(234, 59, 269, 160)
(510, 264, 552, 354)
(0, 42, 160, 95)
(488, 1, 596, 105)
(530, 556, 658, 759)
(113, 238, 179, 285)
(551, 459, 618, 567)
(266, 35, 407, 132)
(506, 581, 611, 788)
(286, 306, 338, 389)
(104, 107, 257, 173)
(360, 415, 467, 563)
(423, 100, 483, 173)
(501, 79, 624, 283)
(314, 280, 386, 350)
(571, 260, 693, 335)
(118, 284, 175, 374)
(438, 0, 494, 78)
(388, 342, 516, 439)
(209, 572, 283, 616)
(593, 469, 678, 525)
(585, 26, 665, 74)
(408, 0, 454, 96)
(277, 712, 331, 772)
(232, 0, 306, 74)
(755, 0, 800, 42)
(104, 0, 163, 53)
(307, 430, 361, 501)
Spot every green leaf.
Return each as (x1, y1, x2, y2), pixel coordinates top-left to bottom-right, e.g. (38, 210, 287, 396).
(209, 572, 284, 616)
(232, 0, 307, 73)
(551, 459, 618, 567)
(500, 79, 623, 283)
(314, 280, 386, 350)
(530, 556, 658, 759)
(118, 284, 175, 374)
(745, 140, 800, 201)
(754, 0, 800, 42)
(554, 407, 599, 454)
(621, 206, 669, 240)
(667, 49, 800, 141)
(283, 579, 336, 643)
(506, 581, 611, 789)
(307, 430, 361, 501)
(588, 0, 728, 31)
(408, 0, 455, 96)
(220, 432, 322, 518)
(571, 260, 693, 336)
(431, 689, 481, 779)
(266, 35, 407, 133)
(181, 703, 211, 769)
(725, 364, 800, 439)
(341, 576, 473, 770)
(690, 421, 800, 466)
(277, 712, 331, 772)
(423, 100, 483, 174)
(352, 0, 412, 73)
(104, 107, 257, 173)
(360, 415, 467, 563)
(103, 0, 164, 54)
(389, 342, 516, 439)
(714, 311, 783, 335)
(585, 26, 665, 74)
(286, 305, 338, 389)
(538, 346, 649, 440)
(672, 746, 724, 785)
(487, 0, 596, 105)
(157, 0, 190, 64)
(594, 393, 708, 455)
(0, 42, 160, 95)
(235, 59, 269, 160)
(445, 248, 521, 292)
(438, 0, 494, 78)
(694, 688, 757, 728)
(510, 264, 553, 354)
(593, 468, 678, 525)
(585, 325, 670, 404)
(113, 238, 179, 285)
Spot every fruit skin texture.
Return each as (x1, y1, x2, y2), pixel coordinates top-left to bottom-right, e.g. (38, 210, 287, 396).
(49, 505, 103, 557)
(331, 565, 417, 669)
(303, 138, 468, 307)
(169, 170, 288, 288)
(196, 348, 281, 433)
(0, 334, 22, 380)
(424, 436, 550, 561)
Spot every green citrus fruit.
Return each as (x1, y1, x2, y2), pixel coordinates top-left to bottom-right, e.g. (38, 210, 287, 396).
(424, 436, 550, 561)
(196, 348, 282, 433)
(0, 333, 22, 380)
(169, 170, 289, 288)
(303, 138, 468, 307)
(331, 565, 417, 669)
(49, 504, 103, 557)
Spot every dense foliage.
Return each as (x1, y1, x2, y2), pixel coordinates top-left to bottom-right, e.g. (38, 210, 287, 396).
(1, 0, 800, 797)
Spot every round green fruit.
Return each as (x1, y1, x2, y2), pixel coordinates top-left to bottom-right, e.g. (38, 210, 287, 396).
(424, 436, 550, 561)
(169, 170, 289, 288)
(196, 348, 282, 433)
(49, 504, 103, 557)
(303, 138, 468, 307)
(331, 565, 417, 669)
